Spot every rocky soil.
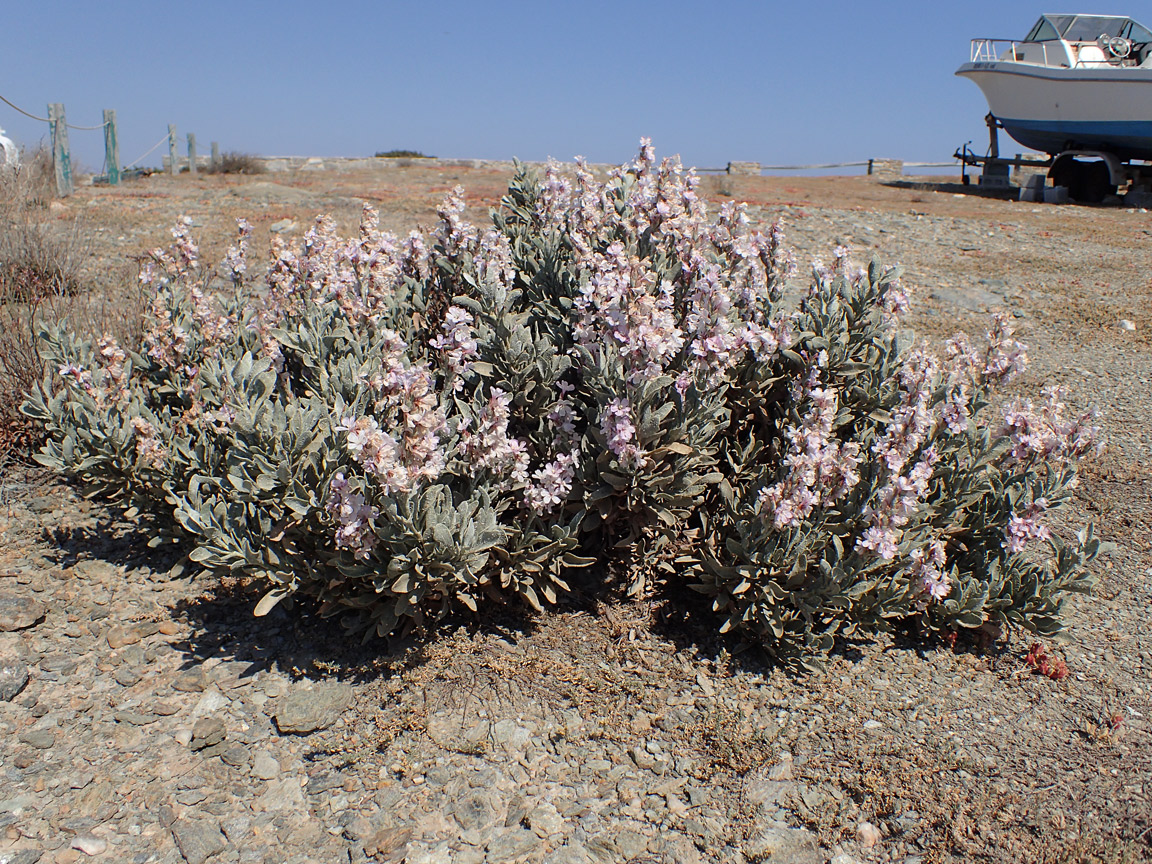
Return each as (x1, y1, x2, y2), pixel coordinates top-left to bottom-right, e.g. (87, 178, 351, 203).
(0, 164, 1148, 864)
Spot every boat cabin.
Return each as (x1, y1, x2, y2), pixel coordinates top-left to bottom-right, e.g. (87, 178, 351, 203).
(1008, 14, 1152, 66)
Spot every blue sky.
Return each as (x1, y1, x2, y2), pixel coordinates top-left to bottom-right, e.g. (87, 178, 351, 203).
(1, 1, 1055, 173)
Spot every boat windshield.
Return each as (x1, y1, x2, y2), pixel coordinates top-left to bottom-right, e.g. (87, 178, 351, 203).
(1026, 14, 1152, 42)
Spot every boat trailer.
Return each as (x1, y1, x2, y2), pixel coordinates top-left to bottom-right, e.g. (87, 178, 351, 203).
(955, 112, 1152, 203)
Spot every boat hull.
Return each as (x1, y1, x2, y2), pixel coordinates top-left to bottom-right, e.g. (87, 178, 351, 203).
(957, 61, 1152, 159)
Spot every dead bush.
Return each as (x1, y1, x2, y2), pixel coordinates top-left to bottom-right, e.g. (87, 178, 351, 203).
(206, 152, 265, 175)
(0, 148, 142, 463)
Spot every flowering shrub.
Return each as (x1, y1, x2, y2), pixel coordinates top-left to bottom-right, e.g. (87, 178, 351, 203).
(23, 141, 1106, 663)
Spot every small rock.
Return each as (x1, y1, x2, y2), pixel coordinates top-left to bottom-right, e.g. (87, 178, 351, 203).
(190, 689, 230, 718)
(18, 729, 55, 750)
(1121, 319, 1137, 331)
(251, 752, 280, 780)
(857, 821, 882, 848)
(171, 818, 226, 864)
(487, 828, 539, 862)
(0, 594, 46, 632)
(220, 745, 251, 769)
(190, 717, 226, 751)
(831, 854, 863, 864)
(629, 745, 656, 770)
(273, 682, 353, 734)
(768, 753, 794, 781)
(70, 834, 107, 856)
(114, 667, 142, 687)
(612, 830, 649, 859)
(453, 790, 503, 832)
(113, 710, 157, 726)
(106, 621, 160, 649)
(0, 660, 30, 700)
(365, 826, 411, 858)
(527, 802, 564, 838)
(256, 777, 307, 813)
(744, 825, 823, 864)
(173, 667, 212, 693)
(268, 218, 297, 234)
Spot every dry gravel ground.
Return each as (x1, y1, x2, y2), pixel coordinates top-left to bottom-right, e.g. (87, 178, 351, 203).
(0, 164, 1148, 864)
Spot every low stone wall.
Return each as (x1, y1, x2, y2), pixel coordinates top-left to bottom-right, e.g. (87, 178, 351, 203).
(251, 156, 622, 175)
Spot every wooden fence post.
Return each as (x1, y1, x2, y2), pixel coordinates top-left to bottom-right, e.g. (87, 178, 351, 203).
(103, 109, 120, 185)
(168, 125, 178, 175)
(48, 103, 73, 196)
(211, 141, 219, 172)
(187, 133, 198, 177)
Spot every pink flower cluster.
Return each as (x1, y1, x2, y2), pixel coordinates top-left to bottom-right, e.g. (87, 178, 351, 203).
(223, 218, 253, 283)
(523, 450, 578, 515)
(430, 305, 478, 389)
(1000, 387, 1100, 465)
(458, 388, 529, 487)
(873, 349, 939, 473)
(757, 388, 861, 528)
(340, 331, 447, 495)
(130, 417, 166, 469)
(599, 398, 648, 471)
(1005, 497, 1051, 553)
(857, 447, 939, 561)
(908, 540, 950, 600)
(326, 473, 378, 560)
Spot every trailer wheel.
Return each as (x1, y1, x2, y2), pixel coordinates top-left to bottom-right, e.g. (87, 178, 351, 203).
(1053, 160, 1114, 203)
(1078, 161, 1114, 203)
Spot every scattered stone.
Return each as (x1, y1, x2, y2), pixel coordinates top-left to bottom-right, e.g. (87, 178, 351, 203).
(527, 802, 564, 838)
(487, 828, 539, 862)
(365, 825, 411, 859)
(857, 820, 882, 848)
(220, 745, 251, 769)
(251, 751, 280, 780)
(190, 717, 226, 751)
(269, 218, 298, 234)
(106, 621, 160, 649)
(0, 850, 43, 864)
(70, 834, 107, 856)
(1121, 319, 1137, 331)
(831, 854, 863, 864)
(171, 818, 227, 864)
(113, 710, 157, 726)
(453, 790, 503, 832)
(0, 594, 46, 632)
(114, 667, 142, 687)
(0, 660, 30, 700)
(743, 825, 823, 864)
(273, 682, 353, 734)
(18, 729, 55, 750)
(256, 777, 307, 813)
(173, 667, 212, 693)
(612, 830, 649, 859)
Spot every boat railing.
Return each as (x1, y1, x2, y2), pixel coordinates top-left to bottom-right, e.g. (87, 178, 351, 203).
(970, 38, 1059, 65)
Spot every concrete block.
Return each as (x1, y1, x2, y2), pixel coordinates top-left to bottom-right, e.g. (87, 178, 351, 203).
(727, 161, 761, 176)
(1044, 185, 1070, 204)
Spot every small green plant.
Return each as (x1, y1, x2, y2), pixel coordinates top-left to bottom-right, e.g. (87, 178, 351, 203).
(374, 150, 433, 159)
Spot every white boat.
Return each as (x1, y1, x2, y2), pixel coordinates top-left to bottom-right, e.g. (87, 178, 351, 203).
(956, 14, 1152, 161)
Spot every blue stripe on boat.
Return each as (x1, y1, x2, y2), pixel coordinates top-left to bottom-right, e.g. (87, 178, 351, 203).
(999, 117, 1152, 159)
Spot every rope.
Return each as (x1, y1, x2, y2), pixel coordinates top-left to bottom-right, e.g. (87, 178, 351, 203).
(0, 91, 106, 130)
(761, 161, 871, 171)
(0, 93, 50, 122)
(125, 132, 171, 169)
